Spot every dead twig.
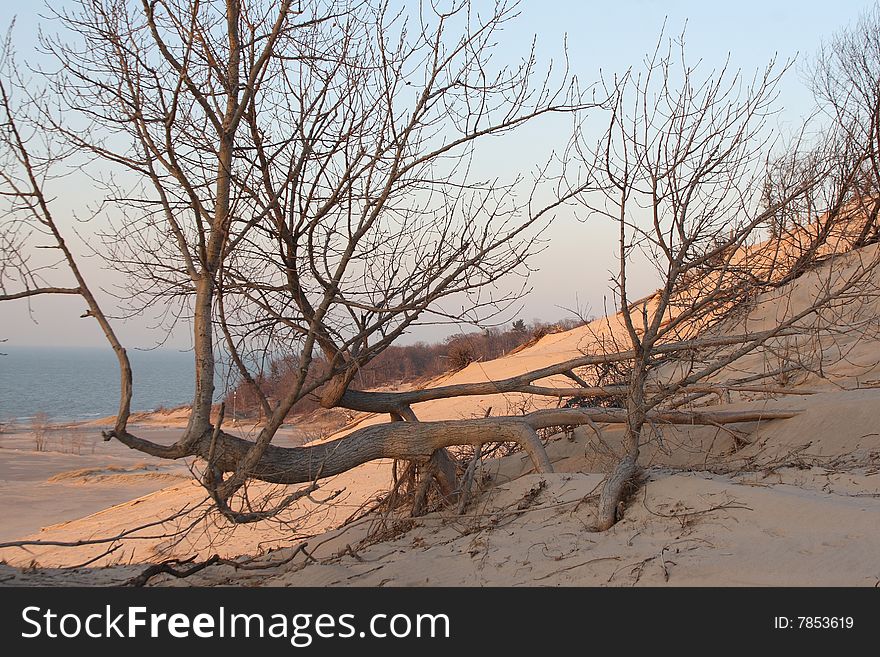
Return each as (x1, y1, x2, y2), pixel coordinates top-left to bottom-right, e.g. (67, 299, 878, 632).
(532, 556, 622, 581)
(126, 554, 224, 587)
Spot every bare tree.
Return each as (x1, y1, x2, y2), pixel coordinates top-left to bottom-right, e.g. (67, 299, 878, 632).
(571, 34, 880, 530)
(30, 411, 50, 452)
(785, 2, 880, 258)
(0, 0, 590, 520)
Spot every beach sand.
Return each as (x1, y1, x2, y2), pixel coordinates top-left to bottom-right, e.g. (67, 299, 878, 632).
(2, 243, 880, 586)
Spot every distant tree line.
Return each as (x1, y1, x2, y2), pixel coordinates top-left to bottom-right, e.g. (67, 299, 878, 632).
(225, 318, 584, 419)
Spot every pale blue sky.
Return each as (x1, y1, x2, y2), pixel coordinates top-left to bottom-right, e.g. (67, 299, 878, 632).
(0, 0, 875, 350)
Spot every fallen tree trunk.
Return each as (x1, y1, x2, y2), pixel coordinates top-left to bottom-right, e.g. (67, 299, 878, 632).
(111, 419, 551, 485)
(108, 406, 799, 486)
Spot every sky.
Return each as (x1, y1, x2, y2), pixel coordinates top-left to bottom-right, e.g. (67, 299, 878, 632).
(0, 0, 876, 351)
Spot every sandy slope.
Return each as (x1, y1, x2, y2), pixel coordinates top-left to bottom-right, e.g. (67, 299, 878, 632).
(0, 428, 192, 543)
(2, 244, 880, 585)
(0, 420, 338, 546)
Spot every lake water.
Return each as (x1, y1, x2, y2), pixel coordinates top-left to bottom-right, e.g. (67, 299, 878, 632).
(0, 346, 201, 423)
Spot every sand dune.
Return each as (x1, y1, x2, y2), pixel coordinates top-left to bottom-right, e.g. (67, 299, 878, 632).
(2, 243, 880, 586)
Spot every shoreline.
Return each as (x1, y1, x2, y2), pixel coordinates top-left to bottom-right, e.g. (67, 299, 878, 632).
(2, 404, 194, 431)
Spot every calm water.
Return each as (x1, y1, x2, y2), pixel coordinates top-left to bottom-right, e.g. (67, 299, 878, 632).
(0, 346, 201, 423)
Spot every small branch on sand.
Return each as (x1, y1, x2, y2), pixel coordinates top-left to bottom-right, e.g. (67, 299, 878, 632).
(126, 541, 313, 586)
(126, 555, 224, 587)
(532, 555, 622, 581)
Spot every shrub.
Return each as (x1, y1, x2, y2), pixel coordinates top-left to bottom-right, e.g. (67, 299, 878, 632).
(446, 341, 477, 371)
(31, 412, 50, 452)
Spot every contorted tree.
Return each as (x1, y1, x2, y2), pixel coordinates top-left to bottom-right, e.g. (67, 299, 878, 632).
(572, 36, 879, 530)
(3, 3, 877, 537)
(0, 0, 595, 520)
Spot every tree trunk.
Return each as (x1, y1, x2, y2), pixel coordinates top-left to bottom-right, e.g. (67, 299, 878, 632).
(187, 274, 217, 441)
(596, 452, 639, 531)
(597, 361, 647, 531)
(120, 417, 553, 485)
